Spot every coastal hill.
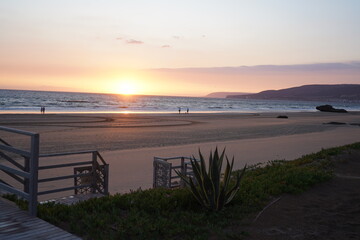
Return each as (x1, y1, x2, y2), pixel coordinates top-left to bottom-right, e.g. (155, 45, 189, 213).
(227, 84, 360, 101)
(205, 92, 251, 98)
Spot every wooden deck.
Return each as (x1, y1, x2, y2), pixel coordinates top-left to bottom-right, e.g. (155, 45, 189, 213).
(0, 197, 81, 240)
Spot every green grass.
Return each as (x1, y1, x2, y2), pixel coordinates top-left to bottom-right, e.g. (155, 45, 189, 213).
(4, 142, 360, 240)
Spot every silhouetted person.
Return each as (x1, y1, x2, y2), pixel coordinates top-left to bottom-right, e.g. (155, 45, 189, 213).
(178, 107, 181, 114)
(43, 106, 45, 114)
(186, 108, 189, 114)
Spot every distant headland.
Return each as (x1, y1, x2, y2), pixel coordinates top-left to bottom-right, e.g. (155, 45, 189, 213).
(225, 84, 360, 101)
(205, 92, 252, 98)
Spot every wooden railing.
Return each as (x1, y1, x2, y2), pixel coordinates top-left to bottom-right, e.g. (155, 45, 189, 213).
(38, 151, 109, 197)
(0, 126, 109, 216)
(153, 156, 196, 188)
(0, 126, 39, 216)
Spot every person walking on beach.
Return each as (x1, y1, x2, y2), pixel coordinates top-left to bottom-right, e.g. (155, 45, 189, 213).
(43, 106, 46, 114)
(186, 108, 189, 114)
(178, 107, 181, 114)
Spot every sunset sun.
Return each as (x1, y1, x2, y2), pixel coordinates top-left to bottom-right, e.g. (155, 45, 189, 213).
(117, 81, 137, 95)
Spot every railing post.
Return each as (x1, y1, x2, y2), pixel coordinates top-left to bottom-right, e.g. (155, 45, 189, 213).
(180, 157, 186, 187)
(168, 162, 172, 188)
(91, 151, 97, 193)
(104, 164, 109, 195)
(153, 157, 157, 188)
(29, 133, 39, 216)
(23, 157, 29, 193)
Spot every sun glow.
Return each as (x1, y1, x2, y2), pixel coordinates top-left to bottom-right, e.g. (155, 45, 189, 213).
(117, 81, 138, 95)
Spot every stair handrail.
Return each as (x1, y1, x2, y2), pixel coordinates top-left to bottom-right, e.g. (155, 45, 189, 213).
(0, 126, 39, 216)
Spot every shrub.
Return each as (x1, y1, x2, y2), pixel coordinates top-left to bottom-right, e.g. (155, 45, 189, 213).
(177, 148, 246, 211)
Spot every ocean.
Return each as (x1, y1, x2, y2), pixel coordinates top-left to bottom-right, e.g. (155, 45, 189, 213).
(1, 89, 359, 114)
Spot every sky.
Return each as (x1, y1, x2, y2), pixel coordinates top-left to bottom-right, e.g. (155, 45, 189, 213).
(0, 0, 359, 96)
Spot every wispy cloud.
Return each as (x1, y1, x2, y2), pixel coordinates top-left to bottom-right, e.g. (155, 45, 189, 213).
(172, 36, 181, 40)
(161, 45, 171, 48)
(151, 61, 360, 73)
(115, 37, 123, 40)
(126, 39, 143, 44)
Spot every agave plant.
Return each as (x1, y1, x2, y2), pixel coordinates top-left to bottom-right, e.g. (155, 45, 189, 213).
(176, 148, 246, 211)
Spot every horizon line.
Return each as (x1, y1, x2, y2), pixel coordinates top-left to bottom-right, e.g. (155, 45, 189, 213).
(2, 82, 360, 98)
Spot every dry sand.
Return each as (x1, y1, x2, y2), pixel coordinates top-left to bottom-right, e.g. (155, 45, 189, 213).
(1, 112, 360, 198)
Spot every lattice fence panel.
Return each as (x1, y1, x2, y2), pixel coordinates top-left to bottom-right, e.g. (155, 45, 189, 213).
(153, 159, 171, 188)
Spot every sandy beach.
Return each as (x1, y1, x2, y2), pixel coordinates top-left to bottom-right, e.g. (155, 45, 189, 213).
(1, 111, 360, 198)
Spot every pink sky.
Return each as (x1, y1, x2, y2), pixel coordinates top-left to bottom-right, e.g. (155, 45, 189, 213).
(0, 1, 359, 96)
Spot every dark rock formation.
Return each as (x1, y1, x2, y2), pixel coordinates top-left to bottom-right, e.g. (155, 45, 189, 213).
(324, 122, 347, 125)
(277, 115, 288, 119)
(316, 105, 347, 113)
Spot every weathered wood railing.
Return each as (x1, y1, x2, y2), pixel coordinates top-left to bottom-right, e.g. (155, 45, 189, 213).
(38, 151, 109, 197)
(153, 156, 197, 188)
(0, 126, 109, 216)
(0, 126, 39, 216)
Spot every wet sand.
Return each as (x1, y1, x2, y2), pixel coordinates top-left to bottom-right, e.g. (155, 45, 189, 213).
(1, 112, 360, 197)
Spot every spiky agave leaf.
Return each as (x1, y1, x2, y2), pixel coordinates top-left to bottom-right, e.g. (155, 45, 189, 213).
(187, 177, 204, 205)
(217, 157, 233, 209)
(195, 155, 213, 205)
(175, 162, 207, 207)
(210, 148, 225, 209)
(176, 148, 247, 211)
(188, 157, 209, 205)
(189, 150, 215, 209)
(225, 164, 247, 205)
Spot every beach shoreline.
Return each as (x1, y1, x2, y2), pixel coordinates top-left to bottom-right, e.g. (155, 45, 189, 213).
(1, 111, 360, 198)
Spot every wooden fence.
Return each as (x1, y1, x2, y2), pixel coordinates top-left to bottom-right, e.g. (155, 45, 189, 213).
(0, 126, 108, 216)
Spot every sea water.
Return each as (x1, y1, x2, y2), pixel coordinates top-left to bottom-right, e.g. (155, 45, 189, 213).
(1, 89, 359, 113)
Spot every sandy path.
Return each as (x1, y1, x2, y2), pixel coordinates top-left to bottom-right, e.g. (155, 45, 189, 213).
(100, 127, 360, 193)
